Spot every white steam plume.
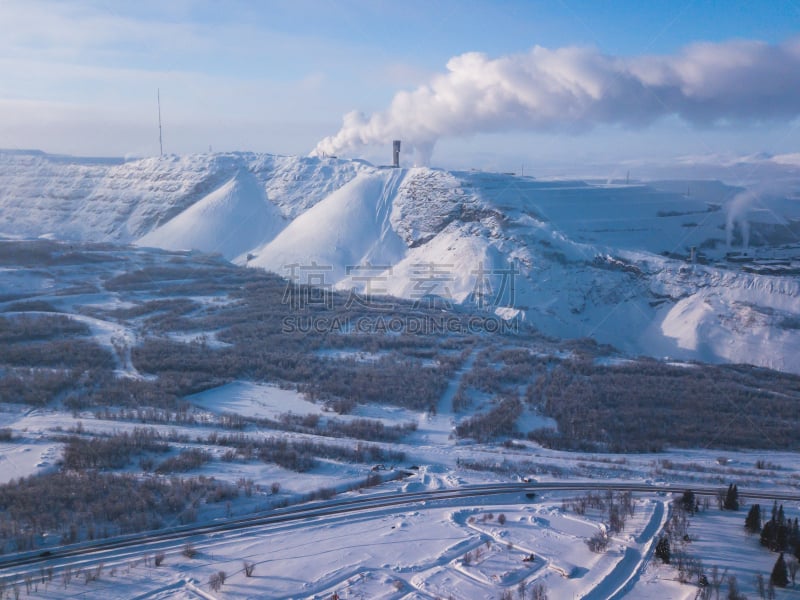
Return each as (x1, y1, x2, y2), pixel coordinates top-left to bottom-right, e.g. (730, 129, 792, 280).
(726, 191, 753, 250)
(725, 182, 795, 251)
(313, 39, 800, 162)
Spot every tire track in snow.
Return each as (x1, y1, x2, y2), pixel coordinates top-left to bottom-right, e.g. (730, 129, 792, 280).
(2, 310, 144, 379)
(580, 499, 667, 600)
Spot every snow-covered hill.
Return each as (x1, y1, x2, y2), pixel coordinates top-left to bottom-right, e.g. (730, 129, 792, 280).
(1, 149, 799, 373)
(0, 150, 363, 242)
(137, 168, 286, 259)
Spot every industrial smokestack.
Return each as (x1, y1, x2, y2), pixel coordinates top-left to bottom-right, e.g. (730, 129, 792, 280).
(392, 140, 401, 168)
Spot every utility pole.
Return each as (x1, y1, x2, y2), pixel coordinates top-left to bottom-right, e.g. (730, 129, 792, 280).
(157, 89, 163, 157)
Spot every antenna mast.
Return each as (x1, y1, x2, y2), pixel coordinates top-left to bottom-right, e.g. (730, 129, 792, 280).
(157, 88, 163, 157)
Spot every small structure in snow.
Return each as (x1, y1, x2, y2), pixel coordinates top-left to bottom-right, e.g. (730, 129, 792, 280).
(392, 140, 401, 168)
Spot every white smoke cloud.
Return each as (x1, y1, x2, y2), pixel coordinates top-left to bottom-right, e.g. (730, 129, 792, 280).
(726, 190, 753, 250)
(725, 181, 799, 251)
(313, 39, 800, 162)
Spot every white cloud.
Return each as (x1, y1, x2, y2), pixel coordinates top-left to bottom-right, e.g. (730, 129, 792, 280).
(314, 38, 800, 161)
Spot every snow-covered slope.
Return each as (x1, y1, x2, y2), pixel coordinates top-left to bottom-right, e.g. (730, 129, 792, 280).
(137, 169, 285, 259)
(244, 169, 407, 281)
(0, 150, 363, 242)
(1, 149, 799, 373)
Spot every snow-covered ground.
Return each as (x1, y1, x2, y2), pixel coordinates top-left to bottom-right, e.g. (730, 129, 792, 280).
(2, 389, 800, 599)
(188, 382, 326, 421)
(3, 439, 797, 600)
(1, 151, 800, 598)
(634, 504, 800, 599)
(1, 150, 798, 373)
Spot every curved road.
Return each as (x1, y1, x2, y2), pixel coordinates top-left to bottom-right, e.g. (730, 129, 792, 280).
(1, 480, 797, 574)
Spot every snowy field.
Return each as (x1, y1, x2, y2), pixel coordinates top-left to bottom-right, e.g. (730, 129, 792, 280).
(2, 467, 798, 599)
(2, 395, 800, 599)
(188, 383, 327, 421)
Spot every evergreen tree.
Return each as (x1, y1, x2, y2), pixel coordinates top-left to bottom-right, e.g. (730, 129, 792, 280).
(770, 553, 789, 588)
(745, 504, 762, 534)
(723, 483, 739, 511)
(759, 509, 791, 552)
(655, 535, 670, 564)
(777, 522, 789, 552)
(761, 518, 775, 548)
(681, 490, 696, 514)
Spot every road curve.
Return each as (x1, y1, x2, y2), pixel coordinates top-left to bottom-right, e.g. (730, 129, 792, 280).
(0, 480, 797, 572)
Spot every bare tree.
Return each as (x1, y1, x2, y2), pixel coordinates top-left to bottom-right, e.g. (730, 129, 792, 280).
(609, 503, 626, 533)
(209, 571, 226, 592)
(531, 582, 549, 600)
(586, 530, 609, 553)
(755, 573, 766, 599)
(787, 557, 799, 586)
(727, 575, 746, 600)
(61, 567, 72, 589)
(709, 566, 727, 600)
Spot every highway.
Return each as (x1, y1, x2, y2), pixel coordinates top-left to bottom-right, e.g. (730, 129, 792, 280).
(1, 480, 798, 573)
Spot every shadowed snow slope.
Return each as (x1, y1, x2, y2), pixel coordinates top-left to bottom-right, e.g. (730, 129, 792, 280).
(137, 169, 285, 259)
(242, 169, 407, 281)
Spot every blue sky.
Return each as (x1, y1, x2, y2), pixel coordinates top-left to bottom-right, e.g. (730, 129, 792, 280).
(0, 0, 798, 173)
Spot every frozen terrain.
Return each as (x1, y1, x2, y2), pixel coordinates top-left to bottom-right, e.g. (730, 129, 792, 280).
(2, 395, 800, 599)
(0, 240, 798, 599)
(1, 149, 798, 374)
